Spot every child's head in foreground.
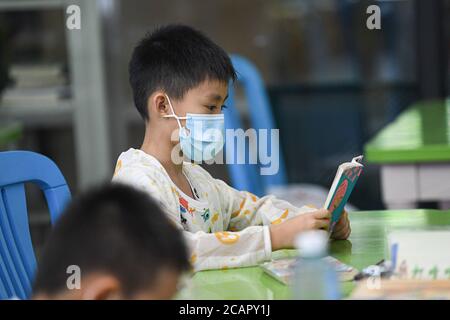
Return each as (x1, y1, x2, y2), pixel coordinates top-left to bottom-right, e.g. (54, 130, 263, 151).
(129, 24, 236, 148)
(32, 184, 189, 300)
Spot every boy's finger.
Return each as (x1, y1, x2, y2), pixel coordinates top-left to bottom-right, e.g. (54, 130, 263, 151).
(332, 224, 350, 239)
(340, 210, 348, 221)
(313, 209, 331, 219)
(333, 222, 347, 235)
(314, 219, 330, 229)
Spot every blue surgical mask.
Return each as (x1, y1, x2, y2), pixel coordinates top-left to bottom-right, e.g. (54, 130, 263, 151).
(163, 95, 225, 162)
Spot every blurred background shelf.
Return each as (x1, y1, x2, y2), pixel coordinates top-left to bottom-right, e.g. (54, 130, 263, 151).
(0, 0, 111, 191)
(0, 0, 66, 11)
(0, 100, 73, 127)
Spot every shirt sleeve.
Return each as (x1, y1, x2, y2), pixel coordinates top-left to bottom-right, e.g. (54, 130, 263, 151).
(184, 226, 272, 271)
(188, 179, 317, 271)
(212, 178, 317, 231)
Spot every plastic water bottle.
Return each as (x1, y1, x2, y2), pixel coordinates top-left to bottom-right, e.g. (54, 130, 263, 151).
(292, 230, 341, 300)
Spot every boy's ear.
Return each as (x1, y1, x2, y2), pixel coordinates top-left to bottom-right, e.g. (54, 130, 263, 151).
(149, 92, 170, 117)
(81, 274, 122, 300)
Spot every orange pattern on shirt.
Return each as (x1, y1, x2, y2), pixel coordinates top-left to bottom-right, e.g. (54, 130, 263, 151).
(113, 160, 122, 176)
(249, 192, 258, 202)
(231, 198, 246, 218)
(271, 209, 289, 225)
(214, 231, 240, 244)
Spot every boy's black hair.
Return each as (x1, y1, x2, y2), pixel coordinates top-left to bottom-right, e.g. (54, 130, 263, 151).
(129, 24, 237, 120)
(33, 183, 190, 297)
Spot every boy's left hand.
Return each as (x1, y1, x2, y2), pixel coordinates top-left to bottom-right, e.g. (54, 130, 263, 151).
(330, 210, 351, 240)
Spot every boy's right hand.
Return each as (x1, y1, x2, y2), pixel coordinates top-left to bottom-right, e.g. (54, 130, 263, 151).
(269, 209, 331, 251)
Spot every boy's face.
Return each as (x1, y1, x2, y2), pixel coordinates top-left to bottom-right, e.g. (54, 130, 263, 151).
(132, 269, 181, 300)
(149, 79, 228, 141)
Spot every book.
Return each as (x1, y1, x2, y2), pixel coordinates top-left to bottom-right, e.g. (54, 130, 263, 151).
(324, 155, 364, 233)
(9, 64, 66, 88)
(1, 63, 69, 108)
(0, 86, 70, 108)
(261, 256, 358, 285)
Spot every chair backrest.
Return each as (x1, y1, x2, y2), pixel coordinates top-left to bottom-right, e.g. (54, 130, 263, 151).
(0, 151, 71, 299)
(224, 55, 287, 196)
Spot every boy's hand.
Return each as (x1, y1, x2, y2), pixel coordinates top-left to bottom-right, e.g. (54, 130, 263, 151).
(269, 209, 331, 251)
(330, 210, 351, 240)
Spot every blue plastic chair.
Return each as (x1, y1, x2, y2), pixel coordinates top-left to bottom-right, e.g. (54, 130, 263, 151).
(0, 151, 71, 299)
(224, 55, 287, 196)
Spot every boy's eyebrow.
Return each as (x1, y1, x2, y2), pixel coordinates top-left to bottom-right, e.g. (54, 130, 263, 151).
(206, 93, 229, 102)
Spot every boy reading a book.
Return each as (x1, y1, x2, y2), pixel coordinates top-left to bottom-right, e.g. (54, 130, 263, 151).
(113, 24, 351, 272)
(33, 184, 189, 300)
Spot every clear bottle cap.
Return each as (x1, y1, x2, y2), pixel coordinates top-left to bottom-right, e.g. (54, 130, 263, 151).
(295, 230, 328, 258)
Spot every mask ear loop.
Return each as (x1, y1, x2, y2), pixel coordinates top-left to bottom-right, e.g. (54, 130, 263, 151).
(162, 94, 190, 134)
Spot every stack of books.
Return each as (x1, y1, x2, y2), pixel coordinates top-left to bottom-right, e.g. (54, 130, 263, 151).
(0, 63, 69, 108)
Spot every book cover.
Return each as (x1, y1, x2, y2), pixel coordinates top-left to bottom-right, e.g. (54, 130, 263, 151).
(324, 155, 364, 233)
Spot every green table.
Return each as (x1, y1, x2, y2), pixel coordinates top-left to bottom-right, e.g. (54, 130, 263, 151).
(178, 209, 450, 299)
(364, 100, 450, 209)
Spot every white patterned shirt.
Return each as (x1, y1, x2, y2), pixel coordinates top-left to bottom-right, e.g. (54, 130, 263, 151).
(112, 148, 315, 271)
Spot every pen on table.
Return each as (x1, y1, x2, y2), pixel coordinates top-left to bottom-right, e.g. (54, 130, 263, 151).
(353, 259, 388, 281)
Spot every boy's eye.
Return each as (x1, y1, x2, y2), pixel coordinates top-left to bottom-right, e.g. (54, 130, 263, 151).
(205, 105, 227, 112)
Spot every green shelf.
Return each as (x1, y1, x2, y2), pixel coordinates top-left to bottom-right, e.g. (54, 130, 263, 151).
(364, 100, 450, 163)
